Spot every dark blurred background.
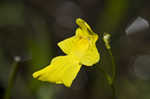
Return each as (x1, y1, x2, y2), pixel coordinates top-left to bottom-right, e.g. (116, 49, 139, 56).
(1, 0, 150, 99)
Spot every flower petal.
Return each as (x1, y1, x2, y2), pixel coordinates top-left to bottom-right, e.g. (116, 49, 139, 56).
(80, 44, 100, 66)
(57, 36, 77, 54)
(76, 18, 93, 33)
(32, 55, 81, 87)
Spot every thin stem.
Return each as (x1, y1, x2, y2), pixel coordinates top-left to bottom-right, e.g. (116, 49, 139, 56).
(111, 84, 116, 99)
(108, 49, 116, 83)
(97, 66, 116, 99)
(102, 33, 117, 99)
(97, 66, 112, 85)
(3, 61, 20, 99)
(108, 49, 117, 99)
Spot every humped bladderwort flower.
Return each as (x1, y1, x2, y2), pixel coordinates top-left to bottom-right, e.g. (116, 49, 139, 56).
(32, 18, 100, 87)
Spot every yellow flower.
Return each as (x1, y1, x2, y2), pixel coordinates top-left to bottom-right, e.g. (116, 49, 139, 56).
(32, 18, 100, 87)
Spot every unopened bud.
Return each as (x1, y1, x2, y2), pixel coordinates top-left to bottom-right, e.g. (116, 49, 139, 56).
(103, 33, 111, 49)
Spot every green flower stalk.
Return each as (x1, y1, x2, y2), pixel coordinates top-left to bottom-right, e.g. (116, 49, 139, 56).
(103, 33, 117, 99)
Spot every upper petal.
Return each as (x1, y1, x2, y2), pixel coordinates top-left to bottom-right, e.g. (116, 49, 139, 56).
(76, 18, 93, 33)
(57, 36, 77, 54)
